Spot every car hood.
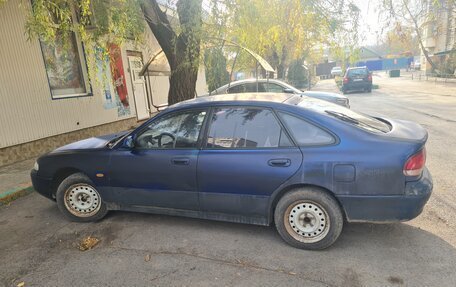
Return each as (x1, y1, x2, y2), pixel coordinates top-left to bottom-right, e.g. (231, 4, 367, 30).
(52, 131, 129, 153)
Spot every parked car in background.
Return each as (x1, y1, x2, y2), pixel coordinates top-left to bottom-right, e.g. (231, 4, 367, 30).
(341, 66, 372, 94)
(207, 79, 350, 108)
(412, 60, 421, 70)
(330, 66, 343, 77)
(31, 93, 432, 250)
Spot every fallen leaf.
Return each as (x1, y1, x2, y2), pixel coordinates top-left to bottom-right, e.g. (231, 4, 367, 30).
(78, 236, 100, 251)
(145, 254, 151, 262)
(17, 282, 25, 287)
(288, 271, 297, 275)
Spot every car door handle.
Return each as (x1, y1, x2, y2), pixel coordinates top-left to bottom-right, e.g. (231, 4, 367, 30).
(171, 157, 190, 165)
(268, 159, 291, 167)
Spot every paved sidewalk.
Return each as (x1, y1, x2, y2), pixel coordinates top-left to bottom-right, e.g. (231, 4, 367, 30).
(0, 159, 35, 204)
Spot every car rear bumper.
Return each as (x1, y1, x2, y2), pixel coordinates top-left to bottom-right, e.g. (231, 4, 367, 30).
(337, 168, 433, 222)
(343, 82, 372, 90)
(31, 170, 54, 200)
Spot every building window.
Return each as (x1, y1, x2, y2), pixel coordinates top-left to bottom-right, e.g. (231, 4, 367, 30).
(39, 32, 90, 99)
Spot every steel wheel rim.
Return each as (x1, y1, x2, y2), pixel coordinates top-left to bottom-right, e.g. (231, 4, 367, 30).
(64, 184, 101, 217)
(284, 200, 330, 243)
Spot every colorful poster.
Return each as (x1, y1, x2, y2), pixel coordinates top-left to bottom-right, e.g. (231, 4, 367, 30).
(95, 47, 116, 110)
(108, 44, 130, 109)
(96, 45, 131, 117)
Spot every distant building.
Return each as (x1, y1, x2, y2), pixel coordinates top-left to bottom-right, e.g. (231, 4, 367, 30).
(0, 0, 207, 166)
(421, 1, 456, 74)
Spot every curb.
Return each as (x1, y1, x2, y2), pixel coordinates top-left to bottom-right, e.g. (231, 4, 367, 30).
(0, 183, 34, 206)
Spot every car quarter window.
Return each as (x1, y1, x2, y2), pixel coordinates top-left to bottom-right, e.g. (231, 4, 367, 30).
(279, 113, 335, 145)
(266, 83, 285, 93)
(206, 107, 293, 148)
(136, 110, 207, 149)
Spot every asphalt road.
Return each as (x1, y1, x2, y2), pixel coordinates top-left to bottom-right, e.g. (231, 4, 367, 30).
(1, 75, 456, 287)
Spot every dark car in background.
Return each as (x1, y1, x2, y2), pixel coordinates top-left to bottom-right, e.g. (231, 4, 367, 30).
(31, 93, 432, 250)
(341, 66, 372, 94)
(207, 79, 350, 108)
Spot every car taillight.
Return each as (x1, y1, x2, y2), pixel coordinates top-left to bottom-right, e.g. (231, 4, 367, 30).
(343, 77, 349, 84)
(368, 74, 372, 81)
(403, 148, 426, 176)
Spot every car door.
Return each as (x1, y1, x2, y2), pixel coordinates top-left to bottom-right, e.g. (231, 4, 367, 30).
(108, 109, 208, 210)
(197, 106, 303, 218)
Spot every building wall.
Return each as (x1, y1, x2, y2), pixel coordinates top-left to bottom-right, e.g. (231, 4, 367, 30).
(0, 117, 139, 166)
(0, 0, 139, 149)
(0, 0, 209, 153)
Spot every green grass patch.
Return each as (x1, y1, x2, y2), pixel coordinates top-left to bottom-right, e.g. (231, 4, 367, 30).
(0, 187, 34, 206)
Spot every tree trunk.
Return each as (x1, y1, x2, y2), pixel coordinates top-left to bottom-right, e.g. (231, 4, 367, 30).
(402, 0, 439, 73)
(168, 59, 199, 104)
(141, 0, 202, 106)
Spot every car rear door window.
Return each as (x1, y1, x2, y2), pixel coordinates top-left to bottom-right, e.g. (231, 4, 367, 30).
(279, 113, 335, 145)
(206, 107, 293, 148)
(136, 110, 207, 149)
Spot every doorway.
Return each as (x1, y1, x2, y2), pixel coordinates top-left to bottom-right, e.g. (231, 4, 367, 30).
(127, 53, 150, 120)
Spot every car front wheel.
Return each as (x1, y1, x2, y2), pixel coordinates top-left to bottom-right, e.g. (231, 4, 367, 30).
(56, 173, 108, 222)
(274, 187, 343, 250)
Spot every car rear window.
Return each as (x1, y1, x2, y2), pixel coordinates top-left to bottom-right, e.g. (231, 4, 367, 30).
(289, 96, 392, 133)
(347, 68, 367, 77)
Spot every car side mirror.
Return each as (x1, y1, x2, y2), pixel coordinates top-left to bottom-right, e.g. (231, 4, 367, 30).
(124, 135, 135, 149)
(283, 88, 295, 94)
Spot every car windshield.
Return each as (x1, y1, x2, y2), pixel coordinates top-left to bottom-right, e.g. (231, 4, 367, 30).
(291, 97, 391, 133)
(347, 68, 367, 77)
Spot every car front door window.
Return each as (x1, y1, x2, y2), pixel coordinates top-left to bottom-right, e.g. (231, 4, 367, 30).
(136, 111, 206, 149)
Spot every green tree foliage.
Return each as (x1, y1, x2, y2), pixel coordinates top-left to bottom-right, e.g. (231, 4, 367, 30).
(204, 48, 230, 92)
(218, 0, 360, 78)
(287, 60, 307, 89)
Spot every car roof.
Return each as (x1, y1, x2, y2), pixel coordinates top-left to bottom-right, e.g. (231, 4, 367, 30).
(214, 78, 288, 91)
(347, 66, 368, 70)
(170, 93, 294, 110)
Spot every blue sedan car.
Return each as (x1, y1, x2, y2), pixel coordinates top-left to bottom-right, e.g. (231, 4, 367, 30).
(31, 93, 432, 250)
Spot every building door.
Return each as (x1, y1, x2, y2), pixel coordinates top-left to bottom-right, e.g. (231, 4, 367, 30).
(128, 55, 150, 120)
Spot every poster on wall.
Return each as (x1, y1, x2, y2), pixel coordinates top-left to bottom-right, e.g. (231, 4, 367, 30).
(108, 43, 131, 117)
(95, 44, 131, 117)
(95, 47, 116, 110)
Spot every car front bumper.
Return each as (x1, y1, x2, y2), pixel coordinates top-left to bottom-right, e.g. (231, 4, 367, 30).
(31, 169, 54, 200)
(337, 168, 433, 222)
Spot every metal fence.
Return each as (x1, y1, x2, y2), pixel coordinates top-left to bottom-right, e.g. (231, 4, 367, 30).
(409, 71, 456, 84)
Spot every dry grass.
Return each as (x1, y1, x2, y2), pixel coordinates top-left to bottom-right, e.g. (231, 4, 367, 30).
(78, 236, 100, 251)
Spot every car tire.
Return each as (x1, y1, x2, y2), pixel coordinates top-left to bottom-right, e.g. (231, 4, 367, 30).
(56, 173, 108, 222)
(367, 88, 372, 93)
(274, 187, 343, 250)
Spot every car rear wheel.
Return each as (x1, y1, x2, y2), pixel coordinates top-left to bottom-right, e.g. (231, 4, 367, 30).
(274, 187, 343, 250)
(56, 173, 108, 222)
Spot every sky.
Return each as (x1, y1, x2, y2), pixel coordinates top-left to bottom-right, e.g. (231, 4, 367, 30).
(354, 0, 383, 46)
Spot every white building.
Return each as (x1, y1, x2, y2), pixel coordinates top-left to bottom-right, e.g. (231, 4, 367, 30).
(0, 0, 207, 166)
